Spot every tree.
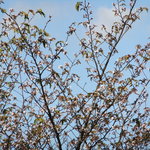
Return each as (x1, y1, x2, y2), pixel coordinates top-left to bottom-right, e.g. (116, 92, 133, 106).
(0, 0, 149, 149)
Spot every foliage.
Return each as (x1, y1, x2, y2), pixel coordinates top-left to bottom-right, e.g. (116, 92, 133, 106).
(0, 0, 150, 149)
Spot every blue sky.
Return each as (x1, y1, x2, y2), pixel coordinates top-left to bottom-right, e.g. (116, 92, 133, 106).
(1, 0, 150, 44)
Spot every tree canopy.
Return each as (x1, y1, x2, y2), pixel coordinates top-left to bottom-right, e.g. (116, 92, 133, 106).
(0, 0, 150, 149)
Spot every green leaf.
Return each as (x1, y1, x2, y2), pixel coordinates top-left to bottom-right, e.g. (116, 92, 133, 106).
(34, 117, 44, 124)
(23, 23, 30, 27)
(33, 25, 39, 31)
(44, 30, 50, 37)
(21, 11, 29, 20)
(0, 8, 6, 13)
(36, 9, 45, 17)
(61, 119, 67, 125)
(75, 2, 81, 11)
(0, 48, 3, 53)
(39, 29, 43, 35)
